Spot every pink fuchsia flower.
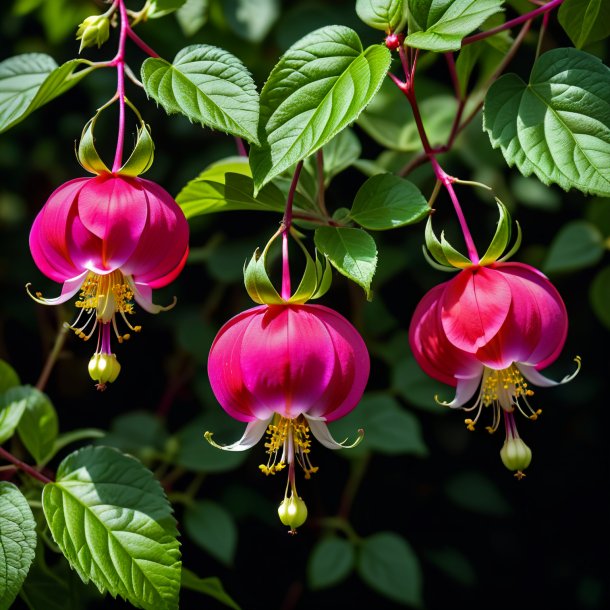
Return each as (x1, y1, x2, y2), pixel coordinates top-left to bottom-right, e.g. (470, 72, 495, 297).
(206, 302, 370, 532)
(28, 172, 189, 389)
(409, 260, 579, 479)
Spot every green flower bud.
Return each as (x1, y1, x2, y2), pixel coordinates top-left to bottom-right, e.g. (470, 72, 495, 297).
(278, 493, 307, 533)
(500, 436, 532, 479)
(76, 15, 110, 53)
(88, 353, 121, 390)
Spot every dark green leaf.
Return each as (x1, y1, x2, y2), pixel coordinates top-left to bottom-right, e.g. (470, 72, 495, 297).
(181, 569, 241, 610)
(0, 54, 93, 133)
(542, 220, 605, 274)
(142, 45, 260, 143)
(184, 500, 237, 566)
(445, 471, 512, 516)
(483, 48, 610, 197)
(314, 226, 377, 299)
(350, 173, 429, 230)
(426, 547, 477, 587)
(42, 446, 181, 610)
(0, 482, 37, 610)
(358, 532, 423, 606)
(406, 0, 504, 52)
(308, 537, 355, 590)
(100, 411, 169, 459)
(16, 386, 58, 465)
(590, 265, 610, 330)
(249, 25, 391, 191)
(0, 360, 20, 393)
(558, 0, 610, 49)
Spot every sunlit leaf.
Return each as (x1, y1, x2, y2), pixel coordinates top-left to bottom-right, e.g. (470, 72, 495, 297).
(0, 360, 20, 393)
(16, 386, 58, 465)
(356, 0, 408, 32)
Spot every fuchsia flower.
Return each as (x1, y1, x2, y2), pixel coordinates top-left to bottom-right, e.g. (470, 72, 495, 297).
(206, 231, 369, 531)
(28, 172, 189, 388)
(410, 206, 579, 478)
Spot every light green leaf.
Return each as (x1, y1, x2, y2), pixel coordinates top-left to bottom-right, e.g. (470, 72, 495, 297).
(142, 45, 260, 144)
(358, 532, 423, 607)
(147, 0, 188, 18)
(249, 25, 391, 191)
(356, 0, 408, 32)
(0, 482, 37, 610)
(184, 501, 237, 566)
(314, 226, 377, 299)
(483, 48, 610, 197)
(406, 0, 504, 52)
(558, 0, 610, 49)
(176, 0, 209, 36)
(350, 173, 429, 230)
(16, 386, 58, 465)
(543, 220, 605, 274)
(224, 0, 280, 43)
(0, 54, 93, 133)
(590, 265, 610, 330)
(308, 537, 355, 590)
(176, 157, 285, 218)
(445, 471, 512, 516)
(0, 386, 29, 444)
(0, 360, 20, 393)
(181, 569, 241, 610)
(42, 446, 181, 610)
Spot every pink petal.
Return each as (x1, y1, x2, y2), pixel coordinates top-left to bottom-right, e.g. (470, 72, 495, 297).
(77, 175, 148, 270)
(441, 267, 512, 353)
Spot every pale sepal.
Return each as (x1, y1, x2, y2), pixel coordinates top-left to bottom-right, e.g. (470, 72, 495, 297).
(434, 373, 483, 409)
(204, 418, 271, 451)
(305, 415, 364, 450)
(517, 357, 581, 388)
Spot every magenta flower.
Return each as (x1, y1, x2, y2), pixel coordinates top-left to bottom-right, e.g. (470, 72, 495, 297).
(409, 261, 579, 478)
(28, 172, 189, 388)
(206, 302, 370, 531)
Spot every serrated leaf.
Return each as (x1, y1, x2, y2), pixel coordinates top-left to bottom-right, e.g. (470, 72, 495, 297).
(542, 220, 605, 274)
(350, 173, 429, 230)
(314, 227, 377, 299)
(250, 25, 391, 191)
(147, 0, 187, 18)
(590, 265, 610, 330)
(142, 45, 259, 144)
(0, 54, 92, 133)
(358, 532, 423, 607)
(483, 48, 610, 197)
(184, 501, 237, 566)
(181, 569, 240, 610)
(356, 0, 408, 32)
(42, 446, 181, 610)
(0, 482, 37, 610)
(558, 0, 610, 49)
(0, 360, 20, 393)
(176, 157, 285, 218)
(308, 537, 355, 590)
(16, 386, 58, 465)
(0, 386, 29, 444)
(406, 0, 504, 52)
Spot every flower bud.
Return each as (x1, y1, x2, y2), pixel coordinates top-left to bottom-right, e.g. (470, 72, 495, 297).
(278, 493, 308, 533)
(76, 15, 110, 53)
(88, 353, 121, 389)
(500, 436, 532, 478)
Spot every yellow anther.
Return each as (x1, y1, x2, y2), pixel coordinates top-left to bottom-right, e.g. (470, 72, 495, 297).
(464, 418, 476, 431)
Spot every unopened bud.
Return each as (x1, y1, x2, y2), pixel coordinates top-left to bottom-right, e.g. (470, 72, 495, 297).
(76, 15, 110, 53)
(278, 493, 307, 533)
(500, 436, 532, 478)
(88, 353, 121, 389)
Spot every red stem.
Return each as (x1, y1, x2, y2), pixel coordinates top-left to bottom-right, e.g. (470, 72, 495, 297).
(0, 446, 52, 484)
(281, 162, 303, 300)
(125, 26, 160, 58)
(111, 0, 129, 172)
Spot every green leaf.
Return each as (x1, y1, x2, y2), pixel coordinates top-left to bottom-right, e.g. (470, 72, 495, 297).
(100, 411, 169, 460)
(392, 355, 451, 413)
(176, 0, 209, 36)
(181, 569, 241, 610)
(0, 54, 93, 133)
(483, 48, 610, 197)
(314, 227, 377, 299)
(16, 386, 58, 465)
(542, 220, 605, 274)
(183, 501, 237, 566)
(406, 0, 504, 52)
(358, 532, 423, 607)
(426, 547, 477, 587)
(309, 128, 362, 187)
(558, 0, 610, 49)
(0, 386, 29, 444)
(176, 157, 285, 218)
(42, 446, 181, 610)
(329, 393, 429, 457)
(142, 45, 260, 144)
(0, 360, 20, 393)
(249, 25, 391, 191)
(350, 173, 429, 230)
(308, 537, 355, 590)
(356, 0, 408, 32)
(590, 265, 610, 330)
(445, 471, 512, 516)
(0, 482, 37, 610)
(147, 0, 188, 18)
(224, 0, 280, 43)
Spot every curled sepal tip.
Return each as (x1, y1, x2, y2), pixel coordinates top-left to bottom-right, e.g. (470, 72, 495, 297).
(76, 14, 110, 53)
(278, 493, 308, 534)
(480, 199, 522, 265)
(77, 114, 111, 175)
(118, 122, 155, 177)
